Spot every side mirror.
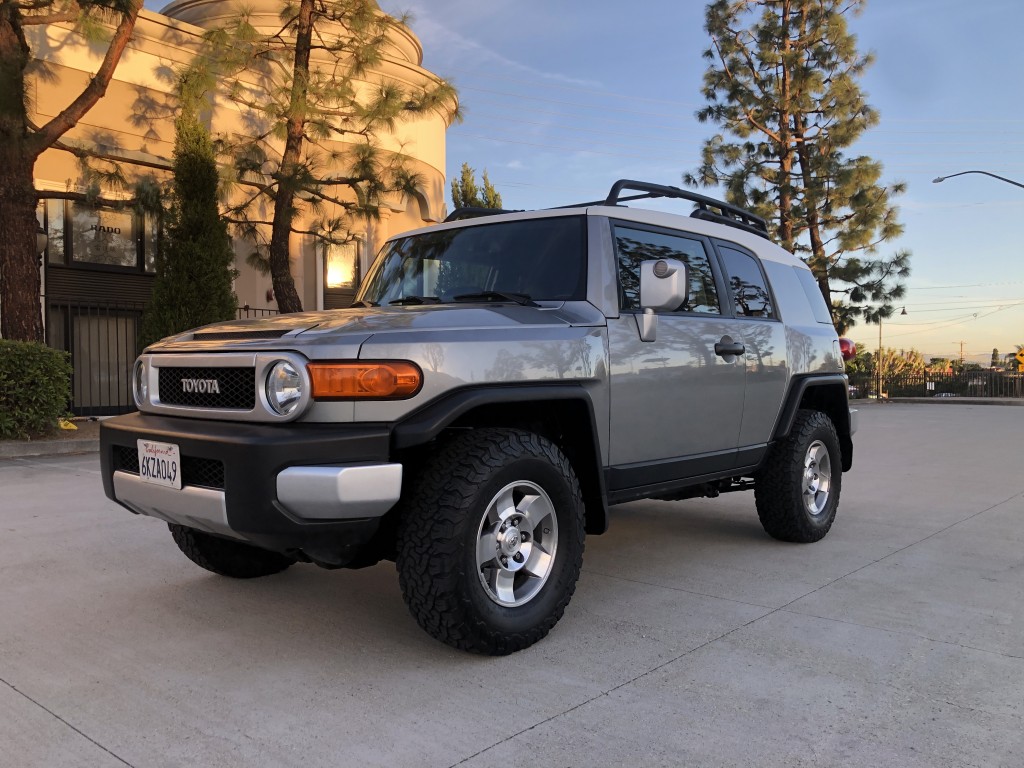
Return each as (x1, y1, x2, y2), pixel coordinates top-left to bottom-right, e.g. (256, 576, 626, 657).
(636, 259, 689, 342)
(639, 258, 689, 311)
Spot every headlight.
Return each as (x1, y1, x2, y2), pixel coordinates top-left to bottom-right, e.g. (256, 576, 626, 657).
(266, 361, 304, 416)
(133, 359, 148, 406)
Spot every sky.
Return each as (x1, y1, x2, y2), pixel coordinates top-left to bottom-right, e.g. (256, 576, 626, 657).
(372, 0, 1024, 365)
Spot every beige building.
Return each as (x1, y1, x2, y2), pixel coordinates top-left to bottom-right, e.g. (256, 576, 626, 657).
(29, 0, 456, 414)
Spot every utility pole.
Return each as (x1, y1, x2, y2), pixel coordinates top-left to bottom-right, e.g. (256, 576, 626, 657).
(956, 341, 966, 367)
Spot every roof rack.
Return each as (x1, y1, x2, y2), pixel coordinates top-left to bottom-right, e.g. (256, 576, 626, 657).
(564, 179, 771, 240)
(443, 180, 771, 240)
(444, 206, 523, 222)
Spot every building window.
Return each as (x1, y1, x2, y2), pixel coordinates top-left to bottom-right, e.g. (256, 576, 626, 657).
(70, 203, 136, 268)
(41, 199, 157, 273)
(325, 240, 359, 289)
(45, 199, 65, 264)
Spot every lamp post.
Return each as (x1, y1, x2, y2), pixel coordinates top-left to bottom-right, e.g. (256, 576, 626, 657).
(933, 171, 1024, 190)
(876, 306, 907, 400)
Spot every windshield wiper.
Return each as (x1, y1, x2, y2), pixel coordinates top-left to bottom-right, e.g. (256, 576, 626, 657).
(350, 299, 378, 308)
(388, 295, 441, 305)
(452, 291, 537, 307)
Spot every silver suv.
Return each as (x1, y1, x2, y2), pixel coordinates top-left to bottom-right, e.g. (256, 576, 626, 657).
(101, 180, 857, 655)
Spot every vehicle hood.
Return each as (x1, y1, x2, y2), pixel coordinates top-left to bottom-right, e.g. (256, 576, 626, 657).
(147, 302, 605, 351)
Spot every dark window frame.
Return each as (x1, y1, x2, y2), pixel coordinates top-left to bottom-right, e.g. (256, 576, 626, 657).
(42, 198, 155, 276)
(609, 219, 729, 317)
(711, 238, 783, 323)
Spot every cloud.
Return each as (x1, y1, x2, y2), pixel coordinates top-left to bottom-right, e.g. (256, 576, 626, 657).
(394, 4, 604, 90)
(505, 159, 524, 170)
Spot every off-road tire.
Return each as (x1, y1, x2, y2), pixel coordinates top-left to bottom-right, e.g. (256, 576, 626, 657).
(169, 524, 295, 578)
(755, 409, 841, 543)
(395, 428, 585, 655)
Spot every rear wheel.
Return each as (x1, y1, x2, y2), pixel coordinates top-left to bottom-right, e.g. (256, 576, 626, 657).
(396, 428, 585, 655)
(169, 524, 295, 578)
(755, 409, 841, 543)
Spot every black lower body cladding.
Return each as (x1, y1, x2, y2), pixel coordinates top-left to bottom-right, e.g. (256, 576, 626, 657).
(100, 413, 391, 565)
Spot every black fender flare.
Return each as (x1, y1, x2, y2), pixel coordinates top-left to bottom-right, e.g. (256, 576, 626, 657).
(772, 373, 853, 471)
(390, 384, 609, 534)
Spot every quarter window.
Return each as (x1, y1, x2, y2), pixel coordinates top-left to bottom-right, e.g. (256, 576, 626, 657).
(718, 245, 774, 318)
(613, 225, 720, 314)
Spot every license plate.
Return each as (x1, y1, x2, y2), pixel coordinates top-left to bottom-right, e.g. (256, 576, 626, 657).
(137, 439, 182, 490)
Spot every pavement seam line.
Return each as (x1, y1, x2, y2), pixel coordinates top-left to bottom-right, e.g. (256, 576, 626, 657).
(448, 603, 778, 768)
(780, 608, 1024, 661)
(0, 676, 137, 768)
(450, 490, 1024, 766)
(583, 568, 775, 610)
(773, 488, 1024, 615)
(9, 457, 104, 475)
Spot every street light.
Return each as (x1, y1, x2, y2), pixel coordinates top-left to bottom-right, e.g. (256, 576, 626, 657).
(932, 170, 1024, 190)
(877, 306, 908, 400)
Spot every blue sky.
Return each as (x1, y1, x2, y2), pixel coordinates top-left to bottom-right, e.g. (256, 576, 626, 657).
(376, 0, 1024, 364)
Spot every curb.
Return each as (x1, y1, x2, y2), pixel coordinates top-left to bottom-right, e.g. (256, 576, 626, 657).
(854, 397, 1024, 407)
(0, 439, 101, 460)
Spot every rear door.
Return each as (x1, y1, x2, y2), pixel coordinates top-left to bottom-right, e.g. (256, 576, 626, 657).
(712, 241, 789, 450)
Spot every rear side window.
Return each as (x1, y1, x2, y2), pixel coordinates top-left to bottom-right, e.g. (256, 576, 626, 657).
(718, 246, 775, 319)
(613, 225, 720, 314)
(793, 266, 834, 324)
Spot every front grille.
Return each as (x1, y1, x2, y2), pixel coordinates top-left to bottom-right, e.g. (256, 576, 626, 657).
(181, 456, 226, 489)
(192, 330, 289, 341)
(114, 444, 139, 474)
(158, 367, 255, 409)
(113, 445, 225, 490)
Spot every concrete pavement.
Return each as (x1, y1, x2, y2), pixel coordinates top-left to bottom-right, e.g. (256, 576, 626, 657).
(1, 403, 1022, 767)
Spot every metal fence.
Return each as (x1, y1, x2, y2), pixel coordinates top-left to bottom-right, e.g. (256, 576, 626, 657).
(45, 298, 146, 417)
(238, 304, 280, 318)
(848, 370, 1024, 400)
(45, 300, 281, 416)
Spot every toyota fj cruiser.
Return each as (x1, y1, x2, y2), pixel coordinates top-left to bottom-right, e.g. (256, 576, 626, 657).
(101, 180, 857, 655)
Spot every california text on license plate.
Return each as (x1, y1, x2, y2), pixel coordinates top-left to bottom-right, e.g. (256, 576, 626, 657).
(137, 439, 182, 490)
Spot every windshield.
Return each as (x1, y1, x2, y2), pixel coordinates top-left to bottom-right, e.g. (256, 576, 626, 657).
(356, 216, 587, 306)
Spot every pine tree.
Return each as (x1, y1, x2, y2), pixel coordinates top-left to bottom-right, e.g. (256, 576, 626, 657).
(140, 99, 237, 348)
(688, 0, 909, 333)
(451, 162, 503, 209)
(196, 0, 459, 314)
(0, 0, 142, 342)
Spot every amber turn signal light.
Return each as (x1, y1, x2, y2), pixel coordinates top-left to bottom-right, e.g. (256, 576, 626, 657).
(308, 361, 422, 400)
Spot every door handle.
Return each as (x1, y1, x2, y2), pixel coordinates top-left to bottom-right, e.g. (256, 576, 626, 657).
(715, 338, 745, 357)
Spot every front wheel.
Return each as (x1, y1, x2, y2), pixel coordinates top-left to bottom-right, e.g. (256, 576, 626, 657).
(396, 428, 585, 655)
(754, 409, 842, 543)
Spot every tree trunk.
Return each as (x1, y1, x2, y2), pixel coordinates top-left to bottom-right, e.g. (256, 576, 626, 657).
(0, 157, 44, 342)
(775, 0, 794, 253)
(267, 0, 315, 314)
(0, 7, 43, 341)
(793, 115, 831, 312)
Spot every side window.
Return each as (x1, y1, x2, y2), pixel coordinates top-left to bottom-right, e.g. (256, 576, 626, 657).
(613, 225, 720, 314)
(718, 245, 775, 318)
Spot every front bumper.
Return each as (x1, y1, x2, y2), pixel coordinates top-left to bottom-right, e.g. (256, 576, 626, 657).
(100, 413, 401, 565)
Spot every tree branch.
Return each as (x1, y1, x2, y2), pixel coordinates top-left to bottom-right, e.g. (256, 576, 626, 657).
(30, 0, 143, 156)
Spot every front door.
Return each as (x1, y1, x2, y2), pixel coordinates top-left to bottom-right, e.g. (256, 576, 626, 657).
(607, 222, 746, 493)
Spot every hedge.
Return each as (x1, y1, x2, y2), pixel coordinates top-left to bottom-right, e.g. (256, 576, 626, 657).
(0, 340, 73, 439)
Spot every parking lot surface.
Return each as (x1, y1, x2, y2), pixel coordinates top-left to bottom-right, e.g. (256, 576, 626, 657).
(2, 403, 1022, 767)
